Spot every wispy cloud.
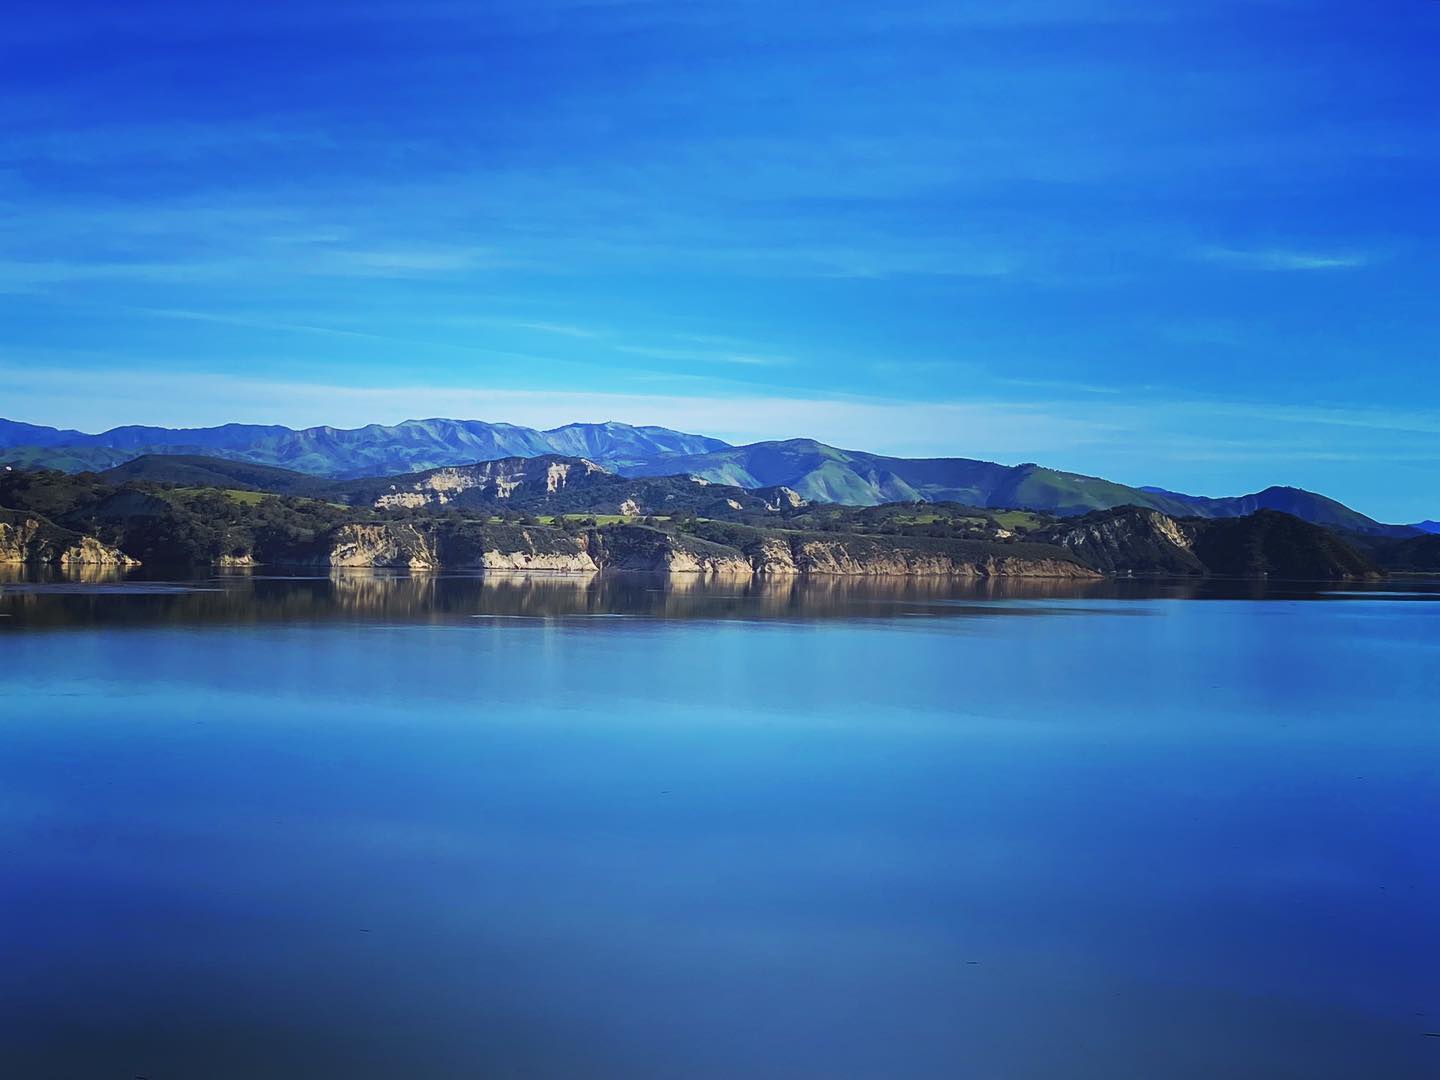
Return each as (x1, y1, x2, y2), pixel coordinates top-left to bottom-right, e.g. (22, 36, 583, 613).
(614, 344, 794, 367)
(996, 376, 1126, 396)
(113, 306, 583, 366)
(1198, 246, 1374, 272)
(489, 320, 604, 339)
(339, 248, 503, 275)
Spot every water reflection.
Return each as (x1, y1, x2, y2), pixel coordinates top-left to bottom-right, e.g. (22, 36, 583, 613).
(4, 564, 1439, 1079)
(3, 564, 1436, 629)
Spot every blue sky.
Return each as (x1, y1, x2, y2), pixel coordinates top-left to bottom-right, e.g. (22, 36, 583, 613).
(2, 1, 1436, 519)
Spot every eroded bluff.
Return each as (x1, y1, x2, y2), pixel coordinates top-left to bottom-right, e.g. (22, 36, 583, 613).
(0, 512, 138, 567)
(1038, 507, 1206, 574)
(294, 522, 1095, 577)
(371, 457, 607, 510)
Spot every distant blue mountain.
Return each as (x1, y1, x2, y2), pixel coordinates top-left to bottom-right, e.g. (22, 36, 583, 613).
(0, 419, 91, 448)
(1411, 520, 1440, 534)
(0, 418, 729, 477)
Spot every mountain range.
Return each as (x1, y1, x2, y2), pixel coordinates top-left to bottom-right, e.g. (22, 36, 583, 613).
(1, 416, 1424, 537)
(0, 418, 727, 475)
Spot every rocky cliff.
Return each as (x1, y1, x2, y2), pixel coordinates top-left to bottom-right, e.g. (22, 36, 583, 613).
(688, 522, 1097, 578)
(1039, 507, 1205, 574)
(301, 522, 599, 571)
(369, 456, 609, 510)
(284, 521, 1092, 577)
(583, 525, 754, 574)
(331, 454, 778, 517)
(0, 510, 138, 567)
(739, 535, 1091, 577)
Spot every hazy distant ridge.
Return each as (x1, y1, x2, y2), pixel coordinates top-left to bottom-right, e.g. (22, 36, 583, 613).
(0, 418, 729, 477)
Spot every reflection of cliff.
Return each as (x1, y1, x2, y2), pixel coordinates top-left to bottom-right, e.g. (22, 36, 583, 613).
(7, 565, 1364, 632)
(0, 562, 134, 585)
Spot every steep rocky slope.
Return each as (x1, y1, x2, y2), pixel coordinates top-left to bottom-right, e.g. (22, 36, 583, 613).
(690, 522, 1096, 578)
(329, 455, 779, 517)
(308, 522, 600, 571)
(1038, 507, 1206, 574)
(0, 509, 137, 566)
(284, 521, 1094, 577)
(1037, 506, 1379, 579)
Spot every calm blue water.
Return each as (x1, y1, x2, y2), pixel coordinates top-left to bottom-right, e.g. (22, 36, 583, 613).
(2, 572, 1438, 1078)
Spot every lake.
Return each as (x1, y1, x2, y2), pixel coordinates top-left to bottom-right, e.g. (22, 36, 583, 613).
(2, 570, 1438, 1078)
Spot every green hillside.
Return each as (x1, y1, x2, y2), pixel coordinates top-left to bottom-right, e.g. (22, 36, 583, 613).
(621, 440, 1190, 515)
(619, 439, 1403, 533)
(1345, 533, 1440, 573)
(101, 455, 331, 496)
(2, 444, 135, 473)
(1188, 511, 1381, 579)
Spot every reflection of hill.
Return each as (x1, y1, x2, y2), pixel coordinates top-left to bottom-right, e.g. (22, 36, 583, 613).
(3, 566, 1424, 631)
(0, 563, 132, 586)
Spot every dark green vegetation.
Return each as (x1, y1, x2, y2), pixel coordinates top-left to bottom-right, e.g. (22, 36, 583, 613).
(0, 443, 135, 473)
(2, 417, 1425, 536)
(0, 468, 355, 565)
(100, 455, 333, 496)
(1345, 533, 1440, 574)
(1186, 511, 1382, 579)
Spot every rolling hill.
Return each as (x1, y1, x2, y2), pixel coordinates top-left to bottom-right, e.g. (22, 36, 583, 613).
(618, 438, 1414, 535)
(100, 455, 333, 496)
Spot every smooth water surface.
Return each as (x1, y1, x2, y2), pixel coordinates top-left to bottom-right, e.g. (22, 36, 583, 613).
(2, 571, 1438, 1078)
